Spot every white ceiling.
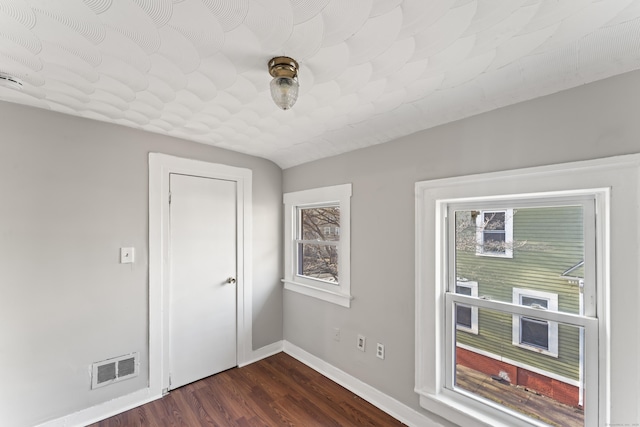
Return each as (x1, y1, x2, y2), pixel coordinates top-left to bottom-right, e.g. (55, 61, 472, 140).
(1, 1, 640, 168)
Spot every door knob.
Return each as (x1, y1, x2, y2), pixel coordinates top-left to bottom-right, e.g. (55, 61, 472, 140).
(226, 277, 236, 284)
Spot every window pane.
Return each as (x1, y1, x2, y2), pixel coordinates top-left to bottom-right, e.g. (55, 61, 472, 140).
(456, 305, 472, 328)
(297, 243, 338, 283)
(522, 296, 548, 309)
(456, 285, 472, 296)
(300, 207, 340, 241)
(453, 205, 586, 425)
(484, 211, 506, 231)
(456, 206, 583, 313)
(454, 304, 584, 427)
(521, 317, 549, 349)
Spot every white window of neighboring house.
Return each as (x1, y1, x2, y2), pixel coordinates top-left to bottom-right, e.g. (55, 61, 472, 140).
(476, 209, 513, 258)
(456, 280, 478, 334)
(283, 184, 352, 307)
(512, 288, 559, 357)
(414, 156, 621, 427)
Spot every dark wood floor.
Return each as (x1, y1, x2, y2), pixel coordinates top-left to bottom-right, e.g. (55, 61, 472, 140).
(89, 352, 406, 426)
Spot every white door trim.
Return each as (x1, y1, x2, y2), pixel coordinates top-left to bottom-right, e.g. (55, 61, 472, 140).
(149, 153, 253, 395)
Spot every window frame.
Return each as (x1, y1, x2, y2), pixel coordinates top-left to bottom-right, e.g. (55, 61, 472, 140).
(283, 184, 352, 307)
(512, 288, 559, 357)
(414, 157, 618, 427)
(475, 209, 513, 258)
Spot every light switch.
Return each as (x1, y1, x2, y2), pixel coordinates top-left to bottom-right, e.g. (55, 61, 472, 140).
(120, 247, 135, 264)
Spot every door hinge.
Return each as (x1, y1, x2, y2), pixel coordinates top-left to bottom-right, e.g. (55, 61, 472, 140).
(168, 192, 172, 204)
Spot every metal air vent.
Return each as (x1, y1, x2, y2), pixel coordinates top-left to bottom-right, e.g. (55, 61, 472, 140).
(91, 352, 139, 389)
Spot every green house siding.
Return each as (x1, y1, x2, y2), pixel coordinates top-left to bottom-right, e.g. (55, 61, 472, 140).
(455, 206, 583, 382)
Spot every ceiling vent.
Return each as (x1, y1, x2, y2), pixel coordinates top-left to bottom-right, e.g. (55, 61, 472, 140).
(91, 352, 139, 389)
(0, 72, 23, 90)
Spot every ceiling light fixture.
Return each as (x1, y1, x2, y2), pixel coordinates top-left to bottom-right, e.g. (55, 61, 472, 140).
(268, 56, 299, 110)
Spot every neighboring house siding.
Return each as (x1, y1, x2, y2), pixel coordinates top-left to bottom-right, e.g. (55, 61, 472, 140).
(456, 206, 583, 382)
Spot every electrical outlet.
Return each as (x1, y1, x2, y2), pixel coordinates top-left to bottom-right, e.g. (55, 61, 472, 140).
(376, 343, 385, 360)
(333, 327, 341, 342)
(357, 334, 366, 351)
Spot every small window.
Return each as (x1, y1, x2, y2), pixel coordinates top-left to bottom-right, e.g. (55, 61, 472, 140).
(475, 209, 513, 258)
(283, 184, 352, 307)
(297, 207, 339, 282)
(455, 280, 478, 334)
(512, 288, 559, 356)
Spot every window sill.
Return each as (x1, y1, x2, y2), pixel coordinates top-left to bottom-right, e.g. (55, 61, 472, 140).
(282, 279, 352, 308)
(475, 252, 513, 259)
(418, 388, 542, 427)
(456, 326, 479, 335)
(512, 342, 558, 358)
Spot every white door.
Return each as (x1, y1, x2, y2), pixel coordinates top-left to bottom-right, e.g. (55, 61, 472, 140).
(168, 173, 237, 390)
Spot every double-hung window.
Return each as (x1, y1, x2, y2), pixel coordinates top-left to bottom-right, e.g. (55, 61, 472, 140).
(283, 184, 352, 307)
(414, 157, 622, 427)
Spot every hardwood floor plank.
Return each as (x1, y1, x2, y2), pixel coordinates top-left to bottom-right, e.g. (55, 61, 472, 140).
(88, 352, 405, 427)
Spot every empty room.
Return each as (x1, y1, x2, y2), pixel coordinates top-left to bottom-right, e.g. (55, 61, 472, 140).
(2, 1, 640, 427)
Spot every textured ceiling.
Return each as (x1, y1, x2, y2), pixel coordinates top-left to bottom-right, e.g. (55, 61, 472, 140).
(1, 1, 640, 168)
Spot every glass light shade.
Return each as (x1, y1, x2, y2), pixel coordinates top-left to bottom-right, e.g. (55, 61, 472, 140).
(270, 76, 299, 110)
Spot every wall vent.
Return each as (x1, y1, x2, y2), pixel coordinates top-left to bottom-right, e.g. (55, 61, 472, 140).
(91, 352, 139, 389)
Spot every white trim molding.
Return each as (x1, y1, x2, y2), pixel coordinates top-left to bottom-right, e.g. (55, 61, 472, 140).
(35, 388, 160, 427)
(149, 153, 253, 395)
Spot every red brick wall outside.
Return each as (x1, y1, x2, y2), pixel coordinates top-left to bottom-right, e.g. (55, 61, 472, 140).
(456, 347, 580, 407)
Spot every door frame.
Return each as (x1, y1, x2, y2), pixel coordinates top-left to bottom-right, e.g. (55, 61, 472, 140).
(148, 153, 252, 394)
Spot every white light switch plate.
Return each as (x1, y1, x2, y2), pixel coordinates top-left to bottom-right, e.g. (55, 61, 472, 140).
(120, 247, 135, 264)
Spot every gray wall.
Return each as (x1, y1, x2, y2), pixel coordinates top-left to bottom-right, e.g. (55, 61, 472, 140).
(0, 102, 283, 427)
(283, 70, 640, 419)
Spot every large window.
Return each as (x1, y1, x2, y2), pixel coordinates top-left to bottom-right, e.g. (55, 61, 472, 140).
(414, 159, 617, 427)
(283, 184, 352, 307)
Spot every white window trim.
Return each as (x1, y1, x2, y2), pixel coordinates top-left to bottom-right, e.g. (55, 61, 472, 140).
(412, 154, 632, 427)
(456, 280, 478, 334)
(512, 288, 559, 357)
(283, 184, 352, 307)
(475, 209, 513, 258)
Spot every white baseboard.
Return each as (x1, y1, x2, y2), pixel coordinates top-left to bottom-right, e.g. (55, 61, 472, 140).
(283, 341, 446, 427)
(240, 340, 284, 367)
(34, 387, 162, 427)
